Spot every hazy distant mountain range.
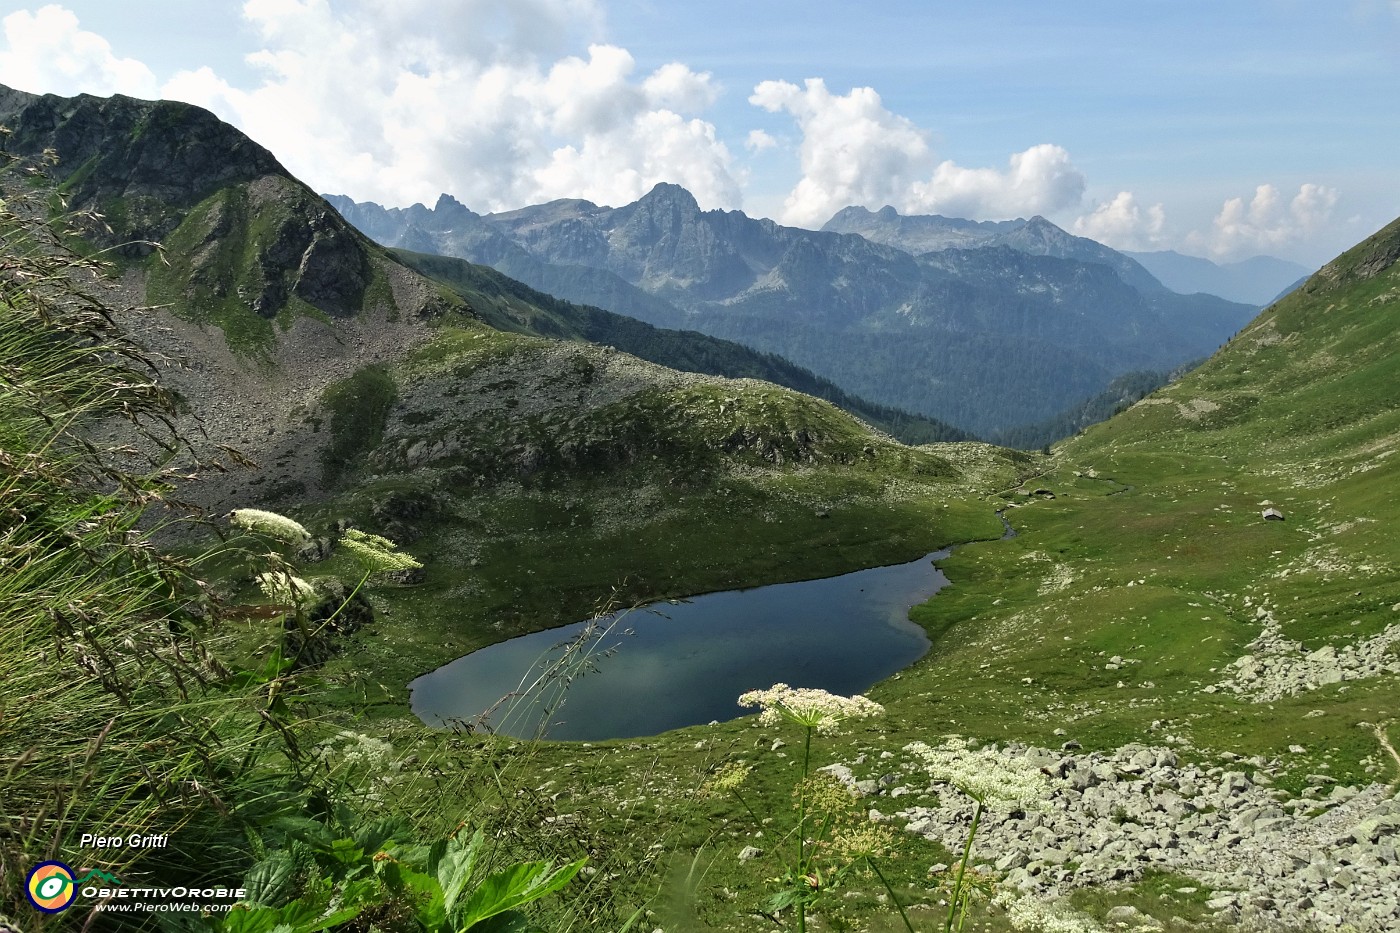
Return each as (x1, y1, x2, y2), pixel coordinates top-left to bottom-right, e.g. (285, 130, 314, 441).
(1122, 250, 1312, 305)
(328, 187, 1258, 437)
(823, 205, 1313, 306)
(820, 205, 1166, 294)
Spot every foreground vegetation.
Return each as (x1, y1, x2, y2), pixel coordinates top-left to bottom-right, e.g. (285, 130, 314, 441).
(0, 173, 655, 931)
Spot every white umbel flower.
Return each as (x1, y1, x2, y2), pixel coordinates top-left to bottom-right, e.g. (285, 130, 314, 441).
(340, 528, 422, 573)
(228, 508, 310, 544)
(904, 737, 1055, 810)
(738, 683, 883, 735)
(996, 893, 1107, 933)
(255, 571, 316, 606)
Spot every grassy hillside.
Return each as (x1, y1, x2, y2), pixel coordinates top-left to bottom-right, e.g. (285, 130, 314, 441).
(890, 217, 1400, 786)
(396, 249, 975, 444)
(292, 315, 1030, 709)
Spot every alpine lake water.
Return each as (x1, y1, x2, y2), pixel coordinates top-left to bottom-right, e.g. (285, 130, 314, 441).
(409, 548, 954, 741)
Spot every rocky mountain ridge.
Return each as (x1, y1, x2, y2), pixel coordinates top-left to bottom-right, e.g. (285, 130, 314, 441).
(0, 84, 983, 514)
(329, 184, 1257, 436)
(822, 204, 1165, 294)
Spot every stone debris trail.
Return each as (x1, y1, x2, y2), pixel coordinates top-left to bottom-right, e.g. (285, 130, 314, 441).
(828, 741, 1400, 932)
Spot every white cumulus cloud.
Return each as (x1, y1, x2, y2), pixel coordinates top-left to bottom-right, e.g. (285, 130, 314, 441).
(749, 77, 1085, 227)
(190, 1, 740, 211)
(0, 4, 157, 97)
(745, 128, 777, 152)
(914, 144, 1086, 221)
(1190, 183, 1340, 260)
(1072, 191, 1168, 251)
(1, 1, 741, 213)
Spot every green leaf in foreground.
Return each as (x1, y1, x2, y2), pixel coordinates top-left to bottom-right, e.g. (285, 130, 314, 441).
(451, 857, 588, 930)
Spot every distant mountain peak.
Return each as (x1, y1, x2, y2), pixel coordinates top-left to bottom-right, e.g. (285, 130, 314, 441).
(432, 192, 476, 219)
(637, 182, 701, 210)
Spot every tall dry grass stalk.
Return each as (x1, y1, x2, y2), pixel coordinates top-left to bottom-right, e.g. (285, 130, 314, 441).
(0, 150, 298, 928)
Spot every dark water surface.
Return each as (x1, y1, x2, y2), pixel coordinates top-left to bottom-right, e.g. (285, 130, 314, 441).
(409, 549, 951, 741)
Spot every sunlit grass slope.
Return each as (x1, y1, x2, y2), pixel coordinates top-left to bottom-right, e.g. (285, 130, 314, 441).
(881, 216, 1400, 789)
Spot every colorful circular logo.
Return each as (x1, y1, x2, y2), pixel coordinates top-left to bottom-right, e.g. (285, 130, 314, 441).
(26, 861, 77, 913)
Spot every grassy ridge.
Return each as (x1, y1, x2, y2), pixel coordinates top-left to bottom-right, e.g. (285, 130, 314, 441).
(397, 249, 977, 445)
(878, 217, 1400, 788)
(299, 319, 1030, 711)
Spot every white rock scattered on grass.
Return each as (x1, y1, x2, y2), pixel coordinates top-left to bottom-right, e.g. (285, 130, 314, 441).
(1213, 602, 1400, 701)
(827, 737, 1400, 932)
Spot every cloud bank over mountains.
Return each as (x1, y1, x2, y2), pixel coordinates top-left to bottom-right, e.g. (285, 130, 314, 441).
(1192, 183, 1340, 260)
(0, 1, 1344, 261)
(749, 78, 1086, 227)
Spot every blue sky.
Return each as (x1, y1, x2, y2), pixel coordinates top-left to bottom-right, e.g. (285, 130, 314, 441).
(1, 0, 1396, 265)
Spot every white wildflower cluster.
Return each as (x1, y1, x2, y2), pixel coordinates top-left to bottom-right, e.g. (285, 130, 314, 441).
(228, 508, 310, 545)
(317, 729, 398, 772)
(996, 893, 1107, 933)
(738, 683, 884, 735)
(904, 736, 1055, 810)
(340, 528, 423, 573)
(701, 761, 753, 796)
(255, 571, 317, 607)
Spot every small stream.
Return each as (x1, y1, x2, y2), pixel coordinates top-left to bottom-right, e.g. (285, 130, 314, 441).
(411, 514, 1018, 741)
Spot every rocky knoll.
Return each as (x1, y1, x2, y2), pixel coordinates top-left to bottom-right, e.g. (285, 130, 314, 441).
(0, 84, 452, 511)
(0, 84, 283, 249)
(833, 741, 1400, 931)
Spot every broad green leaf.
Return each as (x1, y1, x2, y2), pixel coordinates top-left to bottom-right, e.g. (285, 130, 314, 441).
(324, 837, 365, 867)
(470, 910, 533, 933)
(402, 864, 447, 931)
(220, 896, 357, 933)
(297, 903, 367, 933)
(218, 905, 282, 933)
(243, 851, 297, 907)
(437, 829, 485, 916)
(373, 853, 406, 892)
(425, 837, 449, 874)
(353, 816, 407, 854)
(335, 877, 381, 911)
(271, 898, 336, 930)
(452, 857, 586, 930)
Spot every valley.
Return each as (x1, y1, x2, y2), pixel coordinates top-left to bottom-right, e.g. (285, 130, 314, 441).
(1, 78, 1397, 933)
(329, 187, 1259, 440)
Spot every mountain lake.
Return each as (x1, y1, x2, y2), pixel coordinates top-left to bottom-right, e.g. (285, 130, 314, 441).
(409, 549, 952, 740)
